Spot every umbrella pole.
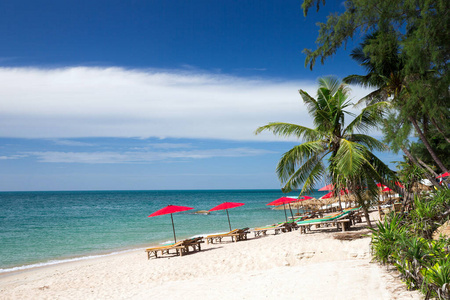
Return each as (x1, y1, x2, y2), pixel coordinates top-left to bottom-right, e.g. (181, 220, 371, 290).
(288, 203, 294, 221)
(170, 213, 177, 243)
(226, 209, 232, 231)
(284, 204, 288, 222)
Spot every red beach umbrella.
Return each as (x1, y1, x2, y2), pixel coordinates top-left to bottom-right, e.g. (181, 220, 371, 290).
(209, 202, 245, 231)
(382, 187, 393, 192)
(148, 205, 194, 243)
(267, 197, 297, 206)
(376, 183, 386, 188)
(320, 191, 335, 199)
(267, 197, 297, 222)
(395, 181, 405, 188)
(437, 172, 450, 178)
(320, 190, 348, 199)
(318, 184, 334, 191)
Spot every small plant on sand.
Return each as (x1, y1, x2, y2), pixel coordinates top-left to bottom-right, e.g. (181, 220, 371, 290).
(421, 256, 450, 300)
(369, 213, 407, 264)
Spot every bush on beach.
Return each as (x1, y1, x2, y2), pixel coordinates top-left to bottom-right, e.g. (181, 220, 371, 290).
(370, 189, 450, 299)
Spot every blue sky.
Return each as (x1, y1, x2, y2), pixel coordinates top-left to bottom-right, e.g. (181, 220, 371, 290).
(0, 1, 403, 191)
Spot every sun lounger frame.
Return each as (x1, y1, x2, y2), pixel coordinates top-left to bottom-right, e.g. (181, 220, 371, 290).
(145, 237, 204, 259)
(297, 209, 360, 234)
(205, 228, 249, 244)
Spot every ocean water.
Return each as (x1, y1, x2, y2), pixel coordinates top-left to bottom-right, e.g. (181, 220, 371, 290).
(0, 189, 325, 272)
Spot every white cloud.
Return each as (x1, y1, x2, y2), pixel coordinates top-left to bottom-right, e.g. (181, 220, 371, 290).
(0, 154, 28, 160)
(27, 148, 275, 164)
(0, 67, 374, 141)
(51, 139, 95, 146)
(149, 143, 192, 149)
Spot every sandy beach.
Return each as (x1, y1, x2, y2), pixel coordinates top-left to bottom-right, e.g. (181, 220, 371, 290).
(0, 220, 423, 300)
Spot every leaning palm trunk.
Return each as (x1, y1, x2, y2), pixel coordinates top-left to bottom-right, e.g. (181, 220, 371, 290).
(430, 117, 450, 144)
(401, 146, 442, 190)
(409, 116, 448, 174)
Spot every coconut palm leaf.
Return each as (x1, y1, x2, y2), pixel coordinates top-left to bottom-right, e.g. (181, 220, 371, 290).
(348, 134, 387, 151)
(334, 139, 368, 176)
(344, 101, 389, 134)
(276, 141, 327, 182)
(281, 153, 327, 193)
(255, 122, 319, 141)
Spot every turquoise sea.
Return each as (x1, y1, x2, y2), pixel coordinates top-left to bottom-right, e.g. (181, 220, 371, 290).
(0, 189, 326, 273)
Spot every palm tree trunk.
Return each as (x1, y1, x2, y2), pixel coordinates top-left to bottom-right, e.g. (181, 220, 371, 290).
(401, 146, 442, 190)
(362, 206, 372, 228)
(417, 158, 439, 178)
(430, 117, 450, 143)
(409, 116, 448, 173)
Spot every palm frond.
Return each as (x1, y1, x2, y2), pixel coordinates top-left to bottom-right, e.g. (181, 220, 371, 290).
(299, 89, 319, 117)
(300, 160, 326, 194)
(347, 134, 387, 151)
(280, 153, 328, 193)
(343, 74, 374, 88)
(333, 139, 368, 176)
(318, 76, 341, 95)
(344, 101, 389, 134)
(276, 141, 326, 182)
(354, 88, 388, 107)
(255, 122, 320, 141)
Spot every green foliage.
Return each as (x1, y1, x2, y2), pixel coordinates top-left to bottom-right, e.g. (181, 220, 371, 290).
(421, 258, 450, 299)
(303, 0, 450, 175)
(370, 213, 407, 264)
(411, 130, 450, 170)
(301, 0, 450, 74)
(409, 195, 441, 239)
(256, 76, 395, 198)
(370, 190, 450, 298)
(409, 189, 450, 238)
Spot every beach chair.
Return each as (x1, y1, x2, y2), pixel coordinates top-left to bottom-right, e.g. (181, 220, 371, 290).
(251, 222, 294, 237)
(145, 237, 205, 259)
(229, 227, 250, 241)
(145, 241, 186, 259)
(205, 229, 240, 244)
(182, 237, 204, 252)
(296, 209, 356, 234)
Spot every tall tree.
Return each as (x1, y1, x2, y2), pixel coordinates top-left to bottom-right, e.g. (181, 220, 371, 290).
(256, 76, 395, 226)
(341, 31, 448, 187)
(301, 0, 449, 174)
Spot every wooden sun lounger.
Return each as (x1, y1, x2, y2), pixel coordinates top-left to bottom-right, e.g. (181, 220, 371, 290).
(182, 237, 204, 252)
(252, 222, 297, 237)
(205, 229, 239, 244)
(252, 224, 284, 237)
(296, 210, 358, 234)
(145, 241, 186, 259)
(205, 228, 249, 244)
(145, 237, 205, 259)
(228, 227, 250, 242)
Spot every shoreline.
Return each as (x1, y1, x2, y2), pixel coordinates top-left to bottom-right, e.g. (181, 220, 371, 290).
(0, 228, 244, 275)
(0, 219, 423, 300)
(0, 247, 144, 276)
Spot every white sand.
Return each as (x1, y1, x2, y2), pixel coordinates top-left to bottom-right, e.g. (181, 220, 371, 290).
(0, 224, 423, 300)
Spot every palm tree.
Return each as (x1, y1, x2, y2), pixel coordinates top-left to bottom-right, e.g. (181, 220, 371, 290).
(256, 76, 395, 226)
(343, 31, 449, 176)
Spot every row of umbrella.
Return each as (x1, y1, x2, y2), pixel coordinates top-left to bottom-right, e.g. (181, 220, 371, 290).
(148, 196, 316, 242)
(148, 202, 245, 242)
(148, 181, 416, 243)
